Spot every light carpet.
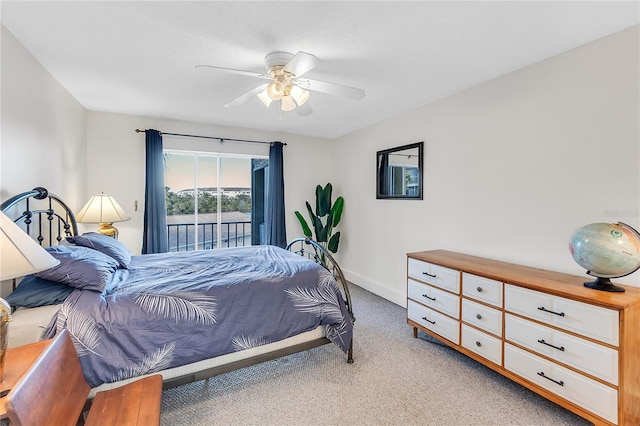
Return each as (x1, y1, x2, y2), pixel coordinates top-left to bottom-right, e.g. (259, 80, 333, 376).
(160, 284, 592, 426)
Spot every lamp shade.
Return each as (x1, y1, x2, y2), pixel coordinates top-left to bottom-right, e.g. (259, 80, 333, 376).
(280, 95, 296, 112)
(76, 194, 131, 224)
(266, 81, 284, 100)
(257, 89, 273, 108)
(290, 85, 309, 106)
(0, 211, 60, 281)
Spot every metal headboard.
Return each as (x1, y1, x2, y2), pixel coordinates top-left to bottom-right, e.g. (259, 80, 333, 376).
(0, 187, 78, 247)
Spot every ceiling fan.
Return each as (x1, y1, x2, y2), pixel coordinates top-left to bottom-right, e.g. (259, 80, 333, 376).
(196, 51, 366, 115)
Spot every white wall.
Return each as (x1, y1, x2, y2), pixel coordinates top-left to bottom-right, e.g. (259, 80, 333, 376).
(86, 111, 333, 254)
(1, 25, 87, 296)
(333, 25, 640, 305)
(0, 25, 87, 208)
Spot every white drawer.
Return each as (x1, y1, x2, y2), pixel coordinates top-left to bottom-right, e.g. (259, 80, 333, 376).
(461, 324, 502, 365)
(505, 314, 618, 385)
(407, 300, 459, 344)
(462, 273, 503, 307)
(504, 314, 618, 385)
(461, 298, 502, 337)
(504, 343, 617, 424)
(504, 284, 619, 346)
(408, 279, 460, 318)
(408, 258, 460, 294)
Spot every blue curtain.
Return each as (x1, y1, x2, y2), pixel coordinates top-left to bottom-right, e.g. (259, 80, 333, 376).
(142, 129, 169, 254)
(265, 141, 287, 248)
(378, 153, 389, 196)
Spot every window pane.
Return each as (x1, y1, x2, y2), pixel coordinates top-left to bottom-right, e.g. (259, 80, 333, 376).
(194, 156, 217, 250)
(165, 153, 196, 251)
(220, 157, 251, 248)
(164, 151, 264, 252)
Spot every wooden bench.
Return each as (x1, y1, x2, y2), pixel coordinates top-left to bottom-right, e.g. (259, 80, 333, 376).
(5, 329, 162, 426)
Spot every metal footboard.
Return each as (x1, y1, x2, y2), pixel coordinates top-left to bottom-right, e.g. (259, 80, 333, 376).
(285, 237, 355, 363)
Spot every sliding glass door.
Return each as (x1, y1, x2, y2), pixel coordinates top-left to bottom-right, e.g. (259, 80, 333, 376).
(164, 151, 266, 252)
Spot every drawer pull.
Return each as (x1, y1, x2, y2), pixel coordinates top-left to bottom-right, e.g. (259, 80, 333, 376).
(537, 339, 565, 352)
(476, 314, 482, 320)
(422, 272, 437, 278)
(421, 316, 436, 324)
(422, 294, 436, 301)
(475, 341, 482, 347)
(537, 306, 565, 317)
(537, 371, 564, 387)
(476, 286, 483, 293)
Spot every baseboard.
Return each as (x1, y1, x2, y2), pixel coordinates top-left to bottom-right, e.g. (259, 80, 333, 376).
(342, 268, 406, 307)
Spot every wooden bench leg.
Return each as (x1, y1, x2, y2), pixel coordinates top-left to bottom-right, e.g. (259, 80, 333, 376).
(85, 375, 163, 426)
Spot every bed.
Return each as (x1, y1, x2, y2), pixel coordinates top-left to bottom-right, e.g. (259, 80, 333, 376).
(1, 187, 354, 395)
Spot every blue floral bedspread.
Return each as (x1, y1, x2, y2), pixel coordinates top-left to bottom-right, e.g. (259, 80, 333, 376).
(46, 245, 353, 387)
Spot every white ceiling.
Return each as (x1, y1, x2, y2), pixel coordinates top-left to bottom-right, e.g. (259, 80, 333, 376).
(2, 1, 638, 140)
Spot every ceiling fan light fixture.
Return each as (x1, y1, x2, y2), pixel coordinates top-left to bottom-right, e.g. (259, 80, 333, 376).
(290, 85, 309, 106)
(266, 81, 284, 100)
(257, 90, 273, 107)
(280, 95, 296, 112)
(197, 50, 366, 115)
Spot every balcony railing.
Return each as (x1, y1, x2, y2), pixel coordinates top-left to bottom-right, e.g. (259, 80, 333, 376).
(167, 220, 251, 252)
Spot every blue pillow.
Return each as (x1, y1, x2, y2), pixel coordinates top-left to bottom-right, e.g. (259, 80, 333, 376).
(34, 245, 119, 292)
(67, 232, 132, 269)
(5, 275, 74, 308)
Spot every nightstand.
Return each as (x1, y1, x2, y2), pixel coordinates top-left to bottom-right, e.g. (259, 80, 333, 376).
(0, 339, 52, 420)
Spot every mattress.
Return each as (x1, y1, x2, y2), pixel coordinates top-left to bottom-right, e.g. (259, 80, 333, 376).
(7, 304, 61, 348)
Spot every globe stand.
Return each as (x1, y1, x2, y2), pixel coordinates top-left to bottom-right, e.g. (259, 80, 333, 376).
(584, 277, 625, 293)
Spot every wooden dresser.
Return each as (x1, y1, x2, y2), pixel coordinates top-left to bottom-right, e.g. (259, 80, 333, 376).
(406, 250, 640, 426)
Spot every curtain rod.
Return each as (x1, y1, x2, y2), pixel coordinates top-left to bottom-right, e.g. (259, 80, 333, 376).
(134, 129, 286, 146)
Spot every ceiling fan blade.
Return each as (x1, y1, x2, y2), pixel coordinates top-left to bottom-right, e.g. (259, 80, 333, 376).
(295, 78, 365, 100)
(224, 84, 268, 108)
(296, 103, 313, 116)
(196, 65, 270, 80)
(283, 52, 320, 77)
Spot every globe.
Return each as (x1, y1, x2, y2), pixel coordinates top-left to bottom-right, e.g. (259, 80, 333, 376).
(569, 222, 640, 292)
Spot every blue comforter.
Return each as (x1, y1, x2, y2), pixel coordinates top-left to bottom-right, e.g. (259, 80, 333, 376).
(46, 245, 353, 387)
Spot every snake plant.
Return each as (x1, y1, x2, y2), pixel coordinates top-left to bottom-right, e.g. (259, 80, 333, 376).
(295, 183, 344, 254)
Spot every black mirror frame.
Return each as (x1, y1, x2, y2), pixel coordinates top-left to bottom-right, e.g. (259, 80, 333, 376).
(376, 141, 424, 200)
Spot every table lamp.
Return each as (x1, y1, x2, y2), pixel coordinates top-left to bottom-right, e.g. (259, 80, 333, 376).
(0, 211, 60, 380)
(76, 193, 131, 239)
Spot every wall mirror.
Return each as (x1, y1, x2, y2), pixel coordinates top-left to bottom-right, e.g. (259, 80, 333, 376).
(376, 142, 423, 200)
